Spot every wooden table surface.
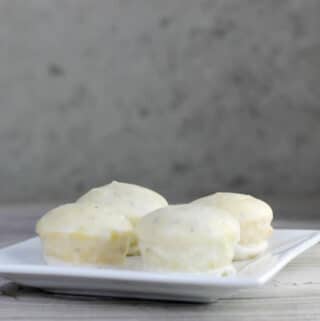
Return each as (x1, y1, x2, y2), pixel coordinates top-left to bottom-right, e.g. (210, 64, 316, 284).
(0, 201, 320, 321)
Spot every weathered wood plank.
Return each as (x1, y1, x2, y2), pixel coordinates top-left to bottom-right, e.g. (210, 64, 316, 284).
(0, 291, 319, 321)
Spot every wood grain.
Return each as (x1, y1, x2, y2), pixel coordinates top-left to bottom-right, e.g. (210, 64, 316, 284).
(0, 202, 320, 321)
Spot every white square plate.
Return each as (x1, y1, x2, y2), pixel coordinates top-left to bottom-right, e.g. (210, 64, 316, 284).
(0, 229, 319, 302)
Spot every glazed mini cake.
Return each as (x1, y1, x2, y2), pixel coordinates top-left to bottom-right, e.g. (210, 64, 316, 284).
(193, 193, 273, 260)
(36, 203, 132, 267)
(77, 181, 168, 255)
(136, 204, 240, 273)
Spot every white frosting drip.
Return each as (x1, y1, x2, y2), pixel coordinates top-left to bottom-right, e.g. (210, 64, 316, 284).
(234, 241, 268, 261)
(44, 255, 107, 268)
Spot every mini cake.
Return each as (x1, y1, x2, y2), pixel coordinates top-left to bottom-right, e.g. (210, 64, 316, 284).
(77, 181, 168, 255)
(36, 203, 132, 267)
(136, 204, 240, 272)
(193, 193, 273, 260)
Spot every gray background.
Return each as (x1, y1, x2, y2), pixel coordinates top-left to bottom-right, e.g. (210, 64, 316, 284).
(1, 0, 320, 204)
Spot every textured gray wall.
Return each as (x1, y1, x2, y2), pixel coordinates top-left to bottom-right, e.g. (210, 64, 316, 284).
(0, 0, 320, 203)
